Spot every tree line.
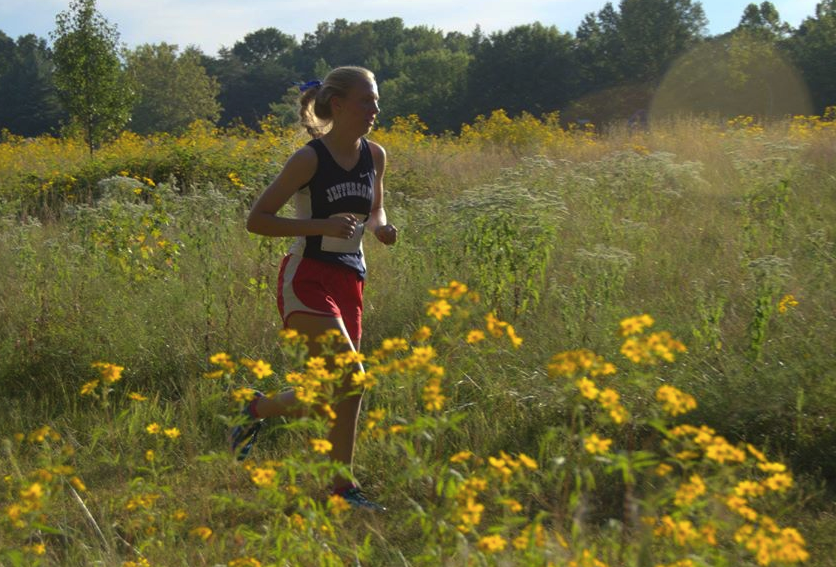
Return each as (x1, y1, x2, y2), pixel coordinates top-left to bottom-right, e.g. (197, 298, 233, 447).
(1, 0, 835, 146)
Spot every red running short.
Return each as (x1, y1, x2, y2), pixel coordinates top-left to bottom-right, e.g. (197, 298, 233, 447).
(277, 254, 364, 343)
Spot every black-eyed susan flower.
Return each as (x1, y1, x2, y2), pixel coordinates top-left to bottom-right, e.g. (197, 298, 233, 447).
(250, 467, 277, 487)
(163, 427, 181, 440)
(466, 329, 485, 344)
(310, 439, 332, 454)
(426, 299, 452, 320)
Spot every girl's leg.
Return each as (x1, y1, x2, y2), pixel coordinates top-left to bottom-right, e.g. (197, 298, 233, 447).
(256, 312, 363, 490)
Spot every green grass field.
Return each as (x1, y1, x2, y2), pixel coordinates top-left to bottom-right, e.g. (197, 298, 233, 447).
(1, 113, 835, 566)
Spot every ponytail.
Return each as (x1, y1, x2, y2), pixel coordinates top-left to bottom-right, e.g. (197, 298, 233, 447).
(297, 66, 375, 138)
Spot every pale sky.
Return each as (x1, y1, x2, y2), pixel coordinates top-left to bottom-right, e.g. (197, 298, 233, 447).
(0, 0, 822, 57)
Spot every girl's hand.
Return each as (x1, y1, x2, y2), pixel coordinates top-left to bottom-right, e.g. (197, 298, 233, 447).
(322, 214, 358, 239)
(374, 224, 398, 245)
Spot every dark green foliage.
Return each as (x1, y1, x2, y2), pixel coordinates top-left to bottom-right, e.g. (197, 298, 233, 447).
(0, 34, 65, 137)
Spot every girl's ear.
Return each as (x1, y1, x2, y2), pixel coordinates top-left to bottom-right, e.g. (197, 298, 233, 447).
(330, 95, 345, 115)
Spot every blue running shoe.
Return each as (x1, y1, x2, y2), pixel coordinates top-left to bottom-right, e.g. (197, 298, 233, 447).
(338, 487, 387, 512)
(229, 391, 264, 461)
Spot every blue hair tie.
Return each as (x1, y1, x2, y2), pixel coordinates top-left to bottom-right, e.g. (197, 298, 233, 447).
(294, 80, 322, 92)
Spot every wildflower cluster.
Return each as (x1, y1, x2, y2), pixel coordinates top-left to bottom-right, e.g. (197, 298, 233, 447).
(619, 314, 687, 365)
(2, 424, 86, 560)
(80, 361, 125, 399)
(788, 106, 836, 138)
(777, 294, 798, 314)
(648, 422, 809, 565)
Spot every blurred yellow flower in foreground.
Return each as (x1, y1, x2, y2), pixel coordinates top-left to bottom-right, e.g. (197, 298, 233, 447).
(584, 434, 613, 455)
(310, 439, 332, 454)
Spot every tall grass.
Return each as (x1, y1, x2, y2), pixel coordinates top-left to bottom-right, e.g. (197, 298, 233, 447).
(1, 111, 835, 566)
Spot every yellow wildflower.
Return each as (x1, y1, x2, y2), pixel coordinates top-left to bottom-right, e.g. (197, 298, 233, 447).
(334, 351, 365, 367)
(423, 377, 446, 411)
(80, 380, 99, 396)
(128, 392, 148, 401)
(506, 325, 523, 348)
(450, 450, 474, 463)
(466, 329, 485, 344)
(250, 467, 277, 487)
(656, 463, 673, 476)
(328, 494, 351, 514)
(70, 476, 87, 492)
(92, 361, 124, 383)
(246, 359, 274, 379)
(427, 299, 452, 320)
(619, 314, 654, 336)
(763, 472, 793, 492)
(501, 497, 523, 512)
(412, 326, 432, 342)
(163, 427, 181, 440)
(777, 294, 798, 314)
(232, 388, 257, 403)
(146, 423, 161, 435)
(656, 385, 697, 416)
(584, 434, 613, 455)
(478, 534, 508, 553)
(758, 461, 787, 473)
(20, 483, 44, 501)
(145, 450, 155, 462)
(747, 444, 768, 462)
(189, 526, 213, 541)
(674, 474, 706, 506)
(576, 377, 599, 400)
(228, 558, 262, 567)
(517, 453, 538, 470)
(23, 543, 46, 555)
(209, 352, 236, 372)
(310, 439, 333, 454)
(352, 370, 377, 388)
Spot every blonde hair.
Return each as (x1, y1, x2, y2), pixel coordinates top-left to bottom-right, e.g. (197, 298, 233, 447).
(299, 66, 376, 138)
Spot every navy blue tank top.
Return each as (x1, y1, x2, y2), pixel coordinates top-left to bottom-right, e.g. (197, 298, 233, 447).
(288, 137, 375, 278)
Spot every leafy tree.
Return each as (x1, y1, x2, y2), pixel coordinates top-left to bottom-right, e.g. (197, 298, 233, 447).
(790, 0, 836, 111)
(0, 34, 65, 136)
(204, 28, 299, 128)
(50, 0, 135, 154)
(380, 48, 470, 131)
(0, 30, 15, 76)
(616, 0, 707, 83)
(737, 2, 792, 38)
(231, 27, 296, 65)
(125, 43, 221, 134)
(575, 3, 623, 91)
(466, 23, 577, 121)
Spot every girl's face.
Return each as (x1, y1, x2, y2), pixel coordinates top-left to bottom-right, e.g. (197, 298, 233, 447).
(334, 79, 380, 135)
